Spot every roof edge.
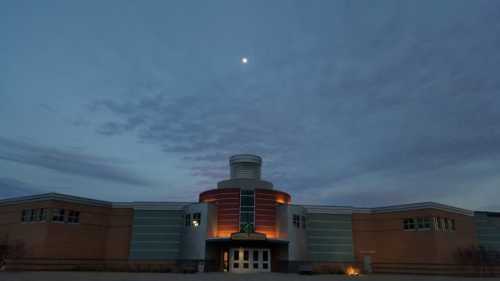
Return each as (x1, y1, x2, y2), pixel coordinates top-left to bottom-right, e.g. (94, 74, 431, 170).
(301, 202, 474, 216)
(0, 192, 112, 207)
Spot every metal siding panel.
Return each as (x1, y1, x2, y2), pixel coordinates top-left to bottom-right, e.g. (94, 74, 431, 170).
(306, 213, 354, 262)
(129, 209, 184, 260)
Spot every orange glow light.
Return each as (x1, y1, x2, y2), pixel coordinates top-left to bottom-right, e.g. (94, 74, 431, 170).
(216, 230, 234, 238)
(345, 266, 360, 277)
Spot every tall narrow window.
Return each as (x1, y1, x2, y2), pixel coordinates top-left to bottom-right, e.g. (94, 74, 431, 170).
(436, 217, 442, 230)
(21, 209, 31, 222)
(32, 209, 40, 222)
(293, 215, 300, 228)
(185, 214, 191, 226)
(39, 208, 47, 222)
(451, 219, 456, 231)
(29, 209, 36, 222)
(240, 190, 255, 232)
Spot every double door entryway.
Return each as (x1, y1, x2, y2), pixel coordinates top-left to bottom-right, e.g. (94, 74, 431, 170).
(229, 248, 271, 273)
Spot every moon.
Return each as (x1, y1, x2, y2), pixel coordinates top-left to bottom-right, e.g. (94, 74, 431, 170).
(241, 57, 248, 64)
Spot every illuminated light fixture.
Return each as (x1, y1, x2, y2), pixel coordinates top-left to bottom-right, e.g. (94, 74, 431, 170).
(275, 198, 286, 204)
(192, 220, 199, 227)
(345, 266, 360, 277)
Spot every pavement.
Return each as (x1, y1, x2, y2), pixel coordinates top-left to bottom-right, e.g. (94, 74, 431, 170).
(0, 272, 499, 281)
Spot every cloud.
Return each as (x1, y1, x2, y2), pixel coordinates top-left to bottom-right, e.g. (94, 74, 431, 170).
(0, 178, 42, 198)
(0, 137, 153, 187)
(84, 1, 500, 207)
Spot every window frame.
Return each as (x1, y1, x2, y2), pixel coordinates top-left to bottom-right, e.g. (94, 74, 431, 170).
(67, 210, 80, 224)
(293, 214, 300, 228)
(51, 208, 65, 223)
(403, 218, 416, 231)
(239, 190, 255, 232)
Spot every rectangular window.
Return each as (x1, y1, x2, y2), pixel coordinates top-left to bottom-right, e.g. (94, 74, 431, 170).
(293, 214, 300, 228)
(436, 217, 442, 230)
(39, 208, 47, 222)
(423, 217, 432, 229)
(67, 210, 80, 223)
(301, 216, 306, 229)
(414, 217, 431, 230)
(263, 250, 269, 261)
(444, 218, 449, 230)
(403, 218, 415, 230)
(29, 209, 36, 222)
(32, 209, 40, 222)
(417, 217, 424, 229)
(253, 250, 259, 261)
(185, 214, 191, 226)
(21, 209, 31, 222)
(240, 190, 255, 232)
(451, 219, 456, 231)
(52, 208, 65, 222)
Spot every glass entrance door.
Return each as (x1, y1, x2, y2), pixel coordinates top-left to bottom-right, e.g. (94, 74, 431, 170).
(229, 248, 270, 273)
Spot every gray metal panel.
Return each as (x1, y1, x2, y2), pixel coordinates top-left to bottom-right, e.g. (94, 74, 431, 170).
(306, 213, 354, 262)
(475, 212, 500, 251)
(129, 209, 184, 260)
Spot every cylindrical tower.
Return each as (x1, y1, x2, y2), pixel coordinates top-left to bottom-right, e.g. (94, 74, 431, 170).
(199, 154, 291, 239)
(230, 154, 262, 179)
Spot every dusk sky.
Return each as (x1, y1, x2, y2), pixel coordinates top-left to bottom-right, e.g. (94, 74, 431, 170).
(1, 1, 500, 210)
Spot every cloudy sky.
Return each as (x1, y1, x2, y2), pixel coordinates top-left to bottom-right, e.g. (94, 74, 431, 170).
(1, 0, 500, 210)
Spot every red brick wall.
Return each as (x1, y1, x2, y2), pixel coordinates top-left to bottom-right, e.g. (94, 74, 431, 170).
(352, 209, 477, 265)
(0, 200, 133, 260)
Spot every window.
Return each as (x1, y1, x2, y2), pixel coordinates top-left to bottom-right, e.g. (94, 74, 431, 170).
(185, 214, 191, 226)
(21, 208, 48, 223)
(451, 219, 456, 231)
(444, 218, 449, 230)
(32, 209, 40, 222)
(403, 218, 415, 230)
(301, 216, 306, 229)
(38, 208, 47, 222)
(192, 213, 201, 227)
(415, 217, 431, 231)
(293, 214, 300, 228)
(52, 208, 65, 222)
(436, 217, 442, 230)
(240, 190, 255, 232)
(67, 210, 80, 223)
(21, 209, 31, 222)
(417, 217, 424, 229)
(30, 209, 37, 222)
(423, 217, 432, 229)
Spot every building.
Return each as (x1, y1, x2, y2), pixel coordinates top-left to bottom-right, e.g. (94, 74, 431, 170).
(0, 154, 499, 274)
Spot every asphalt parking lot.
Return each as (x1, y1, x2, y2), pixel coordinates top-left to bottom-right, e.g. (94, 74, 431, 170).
(0, 272, 499, 281)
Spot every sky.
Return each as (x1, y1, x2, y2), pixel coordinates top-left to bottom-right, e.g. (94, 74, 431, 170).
(1, 0, 500, 210)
